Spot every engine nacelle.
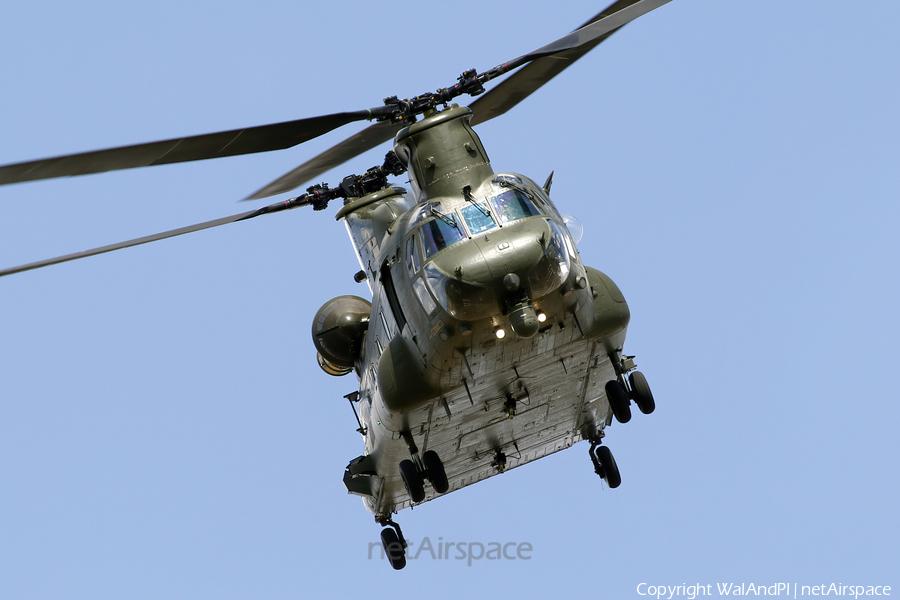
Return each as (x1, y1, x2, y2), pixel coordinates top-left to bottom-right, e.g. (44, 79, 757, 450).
(311, 295, 371, 376)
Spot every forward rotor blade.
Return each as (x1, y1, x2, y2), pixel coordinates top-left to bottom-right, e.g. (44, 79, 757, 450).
(0, 110, 382, 187)
(243, 121, 404, 201)
(0, 200, 297, 278)
(498, 0, 672, 74)
(469, 0, 645, 126)
(243, 0, 671, 200)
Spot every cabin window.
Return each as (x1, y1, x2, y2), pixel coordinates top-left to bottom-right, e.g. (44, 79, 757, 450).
(380, 263, 407, 333)
(379, 311, 390, 340)
(491, 189, 542, 224)
(420, 217, 466, 259)
(460, 202, 498, 235)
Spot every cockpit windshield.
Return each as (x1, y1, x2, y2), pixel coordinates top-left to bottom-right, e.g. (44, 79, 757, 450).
(460, 202, 498, 235)
(411, 186, 545, 262)
(490, 189, 542, 224)
(420, 216, 466, 259)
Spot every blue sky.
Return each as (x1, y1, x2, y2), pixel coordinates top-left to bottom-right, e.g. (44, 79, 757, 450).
(1, 1, 897, 598)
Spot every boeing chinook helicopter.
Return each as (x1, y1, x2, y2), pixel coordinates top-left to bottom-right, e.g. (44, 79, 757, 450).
(1, 0, 670, 570)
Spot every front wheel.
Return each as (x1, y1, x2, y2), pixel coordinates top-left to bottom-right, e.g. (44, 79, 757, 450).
(605, 380, 631, 424)
(399, 459, 425, 503)
(629, 371, 655, 415)
(423, 450, 449, 494)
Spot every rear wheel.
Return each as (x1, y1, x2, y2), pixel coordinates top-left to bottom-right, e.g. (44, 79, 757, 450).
(605, 380, 631, 424)
(629, 371, 655, 415)
(595, 445, 621, 488)
(380, 527, 407, 570)
(399, 459, 425, 503)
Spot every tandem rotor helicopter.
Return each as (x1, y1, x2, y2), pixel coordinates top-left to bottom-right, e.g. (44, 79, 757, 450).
(1, 0, 670, 570)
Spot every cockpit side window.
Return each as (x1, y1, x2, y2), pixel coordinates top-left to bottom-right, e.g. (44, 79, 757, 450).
(409, 201, 447, 229)
(420, 217, 466, 259)
(406, 236, 420, 276)
(408, 204, 430, 229)
(491, 189, 542, 224)
(460, 202, 498, 235)
(528, 187, 555, 215)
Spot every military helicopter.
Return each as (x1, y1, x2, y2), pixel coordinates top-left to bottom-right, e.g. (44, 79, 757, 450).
(0, 0, 669, 570)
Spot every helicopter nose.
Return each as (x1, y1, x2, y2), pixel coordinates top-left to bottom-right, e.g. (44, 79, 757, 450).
(470, 218, 551, 284)
(425, 218, 570, 330)
(428, 218, 553, 290)
(471, 222, 550, 339)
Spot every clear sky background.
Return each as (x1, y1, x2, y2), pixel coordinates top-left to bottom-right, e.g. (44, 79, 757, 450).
(1, 1, 897, 598)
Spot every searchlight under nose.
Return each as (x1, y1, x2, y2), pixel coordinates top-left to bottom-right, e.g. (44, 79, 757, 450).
(502, 272, 540, 338)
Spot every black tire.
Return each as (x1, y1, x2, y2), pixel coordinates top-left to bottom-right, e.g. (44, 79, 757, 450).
(589, 446, 605, 479)
(423, 450, 449, 494)
(595, 445, 621, 489)
(380, 527, 407, 570)
(629, 371, 656, 415)
(399, 459, 425, 503)
(605, 379, 631, 424)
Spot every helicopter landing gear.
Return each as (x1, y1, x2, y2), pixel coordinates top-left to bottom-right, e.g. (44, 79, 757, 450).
(607, 353, 657, 422)
(399, 431, 449, 503)
(629, 371, 655, 415)
(605, 379, 631, 424)
(423, 449, 449, 493)
(376, 516, 407, 570)
(589, 441, 621, 488)
(399, 459, 425, 503)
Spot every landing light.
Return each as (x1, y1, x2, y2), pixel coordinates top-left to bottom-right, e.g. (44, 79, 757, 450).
(494, 327, 506, 339)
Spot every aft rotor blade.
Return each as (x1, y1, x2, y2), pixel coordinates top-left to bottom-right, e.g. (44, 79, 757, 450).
(469, 0, 646, 126)
(0, 198, 304, 278)
(0, 110, 385, 187)
(243, 121, 404, 201)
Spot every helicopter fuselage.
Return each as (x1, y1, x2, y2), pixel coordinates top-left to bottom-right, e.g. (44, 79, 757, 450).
(313, 105, 634, 517)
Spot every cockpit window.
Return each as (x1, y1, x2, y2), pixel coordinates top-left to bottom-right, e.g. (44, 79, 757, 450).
(408, 204, 428, 229)
(491, 189, 542, 224)
(406, 236, 420, 276)
(460, 202, 498, 235)
(408, 202, 443, 229)
(420, 217, 466, 258)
